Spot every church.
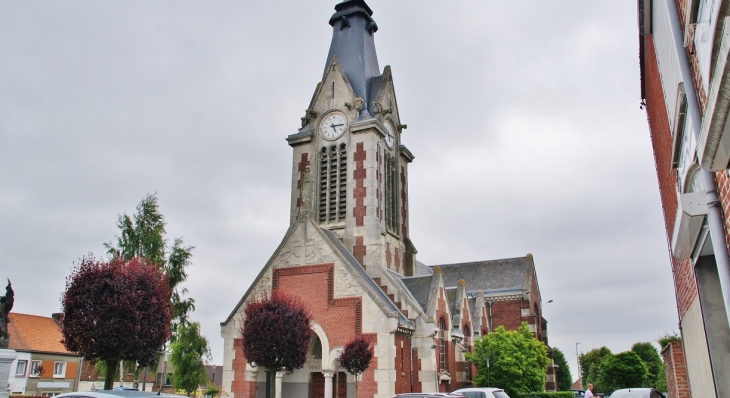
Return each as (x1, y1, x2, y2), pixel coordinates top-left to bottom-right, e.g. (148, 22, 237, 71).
(220, 1, 553, 397)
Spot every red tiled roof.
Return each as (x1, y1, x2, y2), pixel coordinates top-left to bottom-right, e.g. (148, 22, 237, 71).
(7, 313, 78, 355)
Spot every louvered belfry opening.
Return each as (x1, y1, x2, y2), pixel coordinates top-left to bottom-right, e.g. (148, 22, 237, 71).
(384, 152, 399, 233)
(319, 144, 347, 223)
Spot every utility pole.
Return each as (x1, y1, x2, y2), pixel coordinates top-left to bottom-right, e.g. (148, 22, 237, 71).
(575, 342, 581, 389)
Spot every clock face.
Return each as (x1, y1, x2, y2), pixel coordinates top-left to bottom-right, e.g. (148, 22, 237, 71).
(320, 112, 347, 140)
(384, 121, 395, 148)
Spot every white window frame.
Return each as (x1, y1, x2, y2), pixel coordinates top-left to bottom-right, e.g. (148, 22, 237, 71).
(15, 359, 28, 377)
(53, 361, 66, 378)
(29, 360, 42, 377)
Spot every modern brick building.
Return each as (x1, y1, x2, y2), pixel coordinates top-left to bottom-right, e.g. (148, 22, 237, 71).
(637, 0, 730, 397)
(220, 1, 552, 397)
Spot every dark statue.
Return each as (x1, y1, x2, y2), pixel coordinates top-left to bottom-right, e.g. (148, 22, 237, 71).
(0, 279, 13, 349)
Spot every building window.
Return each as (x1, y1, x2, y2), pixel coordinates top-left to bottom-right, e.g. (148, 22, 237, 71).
(438, 317, 447, 372)
(319, 144, 347, 223)
(15, 360, 28, 377)
(41, 392, 62, 397)
(29, 360, 42, 377)
(53, 362, 66, 378)
(384, 153, 399, 233)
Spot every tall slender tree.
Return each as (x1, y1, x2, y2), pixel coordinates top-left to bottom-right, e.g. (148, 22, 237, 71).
(104, 193, 195, 335)
(170, 322, 211, 396)
(552, 347, 573, 391)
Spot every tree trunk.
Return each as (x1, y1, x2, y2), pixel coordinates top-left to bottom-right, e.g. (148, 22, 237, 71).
(104, 360, 119, 390)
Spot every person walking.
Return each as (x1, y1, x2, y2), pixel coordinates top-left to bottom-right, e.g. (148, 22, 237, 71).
(585, 383, 594, 398)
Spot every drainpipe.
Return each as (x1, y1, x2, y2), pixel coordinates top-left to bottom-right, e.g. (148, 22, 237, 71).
(666, 0, 730, 327)
(487, 300, 493, 333)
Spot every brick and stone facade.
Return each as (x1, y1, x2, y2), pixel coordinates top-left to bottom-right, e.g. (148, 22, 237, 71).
(221, 1, 553, 397)
(637, 0, 730, 396)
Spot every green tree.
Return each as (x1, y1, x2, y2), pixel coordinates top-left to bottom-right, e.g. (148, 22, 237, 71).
(597, 351, 648, 390)
(104, 193, 195, 334)
(552, 348, 573, 391)
(169, 322, 211, 397)
(579, 347, 612, 389)
(467, 323, 549, 396)
(631, 342, 662, 388)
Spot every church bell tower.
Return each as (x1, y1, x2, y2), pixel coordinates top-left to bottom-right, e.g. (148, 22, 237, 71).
(286, 0, 417, 277)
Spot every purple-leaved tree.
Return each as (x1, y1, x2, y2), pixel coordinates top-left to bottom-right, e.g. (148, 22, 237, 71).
(240, 290, 313, 398)
(61, 256, 171, 390)
(339, 335, 373, 397)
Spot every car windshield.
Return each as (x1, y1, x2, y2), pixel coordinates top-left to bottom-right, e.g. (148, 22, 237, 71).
(458, 393, 483, 398)
(611, 391, 649, 398)
(493, 392, 510, 398)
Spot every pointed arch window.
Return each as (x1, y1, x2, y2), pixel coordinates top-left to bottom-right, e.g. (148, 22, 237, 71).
(319, 144, 347, 223)
(438, 317, 447, 372)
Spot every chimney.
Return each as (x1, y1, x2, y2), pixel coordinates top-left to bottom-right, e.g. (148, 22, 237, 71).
(52, 313, 64, 325)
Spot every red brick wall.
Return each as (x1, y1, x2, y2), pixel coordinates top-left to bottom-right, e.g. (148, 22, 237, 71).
(412, 347, 422, 393)
(716, 171, 730, 251)
(354, 236, 366, 267)
(274, 264, 362, 347)
(353, 142, 366, 226)
(359, 333, 378, 398)
(296, 153, 310, 209)
(231, 338, 257, 398)
(661, 340, 690, 398)
(643, 34, 698, 318)
(490, 300, 522, 331)
(394, 334, 413, 394)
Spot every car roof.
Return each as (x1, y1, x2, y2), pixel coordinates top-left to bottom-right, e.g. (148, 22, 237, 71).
(56, 391, 185, 398)
(453, 388, 504, 392)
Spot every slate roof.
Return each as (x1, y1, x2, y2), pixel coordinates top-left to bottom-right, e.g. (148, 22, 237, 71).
(324, 0, 380, 119)
(400, 275, 433, 312)
(432, 257, 529, 295)
(8, 313, 78, 355)
(413, 260, 433, 276)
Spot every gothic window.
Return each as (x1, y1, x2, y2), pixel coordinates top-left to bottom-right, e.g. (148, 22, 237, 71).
(438, 317, 447, 372)
(384, 153, 399, 233)
(319, 144, 347, 223)
(310, 334, 322, 359)
(463, 324, 472, 381)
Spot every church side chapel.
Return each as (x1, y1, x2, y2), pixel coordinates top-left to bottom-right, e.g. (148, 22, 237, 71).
(220, 1, 554, 397)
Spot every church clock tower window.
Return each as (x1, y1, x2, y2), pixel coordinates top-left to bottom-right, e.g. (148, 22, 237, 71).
(385, 152, 399, 233)
(319, 143, 348, 223)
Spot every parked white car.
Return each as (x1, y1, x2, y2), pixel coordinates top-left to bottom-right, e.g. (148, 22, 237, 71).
(451, 387, 511, 398)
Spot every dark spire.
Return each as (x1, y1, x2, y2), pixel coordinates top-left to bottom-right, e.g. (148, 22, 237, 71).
(324, 0, 380, 117)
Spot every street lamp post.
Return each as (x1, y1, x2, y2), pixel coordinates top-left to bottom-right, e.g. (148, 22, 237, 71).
(575, 342, 581, 388)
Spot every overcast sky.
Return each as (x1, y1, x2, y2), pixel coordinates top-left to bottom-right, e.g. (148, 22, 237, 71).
(0, 0, 676, 382)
